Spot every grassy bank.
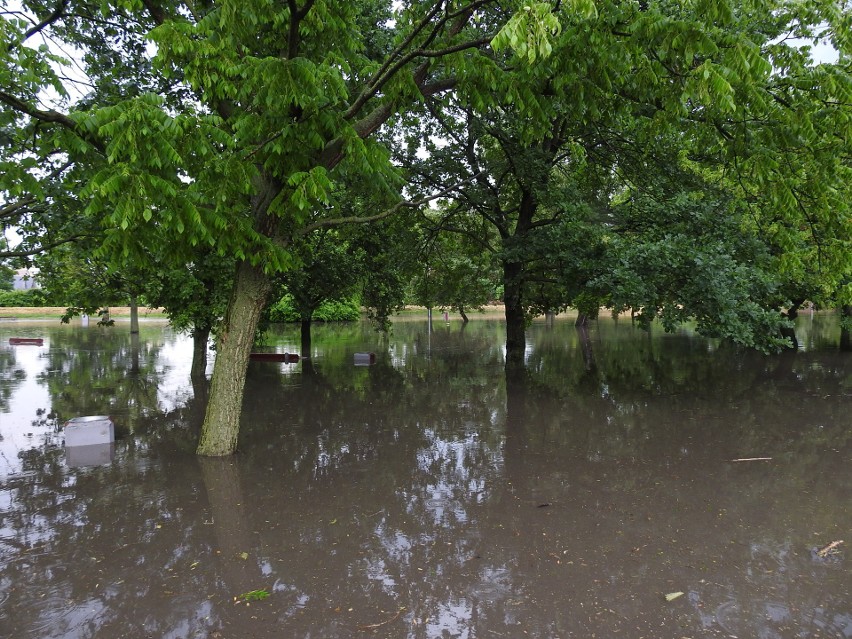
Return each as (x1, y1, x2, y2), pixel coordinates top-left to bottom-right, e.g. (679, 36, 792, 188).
(0, 307, 168, 320)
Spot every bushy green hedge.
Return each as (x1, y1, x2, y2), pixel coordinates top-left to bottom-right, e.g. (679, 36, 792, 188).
(268, 295, 362, 322)
(0, 288, 48, 307)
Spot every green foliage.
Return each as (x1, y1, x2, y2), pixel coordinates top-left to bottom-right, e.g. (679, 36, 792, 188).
(402, 0, 850, 352)
(0, 288, 47, 307)
(142, 248, 234, 338)
(34, 244, 130, 312)
(490, 2, 566, 63)
(411, 210, 499, 315)
(594, 189, 793, 352)
(237, 589, 270, 603)
(0, 266, 12, 291)
(268, 294, 361, 323)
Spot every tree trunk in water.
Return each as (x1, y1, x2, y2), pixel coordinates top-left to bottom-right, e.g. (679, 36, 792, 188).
(190, 375, 211, 426)
(196, 261, 271, 456)
(300, 317, 312, 357)
(841, 305, 852, 352)
(459, 306, 469, 323)
(576, 324, 595, 372)
(191, 326, 210, 379)
(503, 259, 525, 371)
(129, 296, 140, 334)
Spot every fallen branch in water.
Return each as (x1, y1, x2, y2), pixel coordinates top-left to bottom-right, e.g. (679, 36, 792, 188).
(730, 457, 773, 462)
(358, 607, 405, 631)
(817, 540, 844, 558)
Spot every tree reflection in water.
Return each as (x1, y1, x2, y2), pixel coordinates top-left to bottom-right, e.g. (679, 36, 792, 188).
(0, 315, 849, 638)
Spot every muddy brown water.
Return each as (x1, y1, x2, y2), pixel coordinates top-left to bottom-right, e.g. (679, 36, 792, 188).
(0, 314, 849, 638)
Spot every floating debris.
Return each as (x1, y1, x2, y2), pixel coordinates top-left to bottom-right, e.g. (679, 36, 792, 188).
(816, 540, 844, 558)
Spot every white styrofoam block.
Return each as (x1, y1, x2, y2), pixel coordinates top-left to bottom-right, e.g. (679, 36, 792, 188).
(66, 443, 115, 467)
(65, 416, 114, 447)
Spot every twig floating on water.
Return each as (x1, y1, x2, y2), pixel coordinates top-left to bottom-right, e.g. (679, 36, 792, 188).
(358, 607, 405, 631)
(730, 457, 773, 462)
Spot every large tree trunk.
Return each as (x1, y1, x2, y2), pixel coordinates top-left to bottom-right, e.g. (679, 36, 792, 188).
(502, 188, 537, 372)
(196, 260, 272, 456)
(503, 258, 526, 371)
(191, 325, 211, 379)
(300, 317, 312, 357)
(841, 305, 852, 352)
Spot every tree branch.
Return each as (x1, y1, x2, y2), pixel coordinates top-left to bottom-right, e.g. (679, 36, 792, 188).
(345, 1, 445, 120)
(140, 0, 168, 25)
(0, 90, 105, 153)
(0, 233, 91, 259)
(296, 173, 482, 237)
(0, 197, 38, 220)
(10, 0, 70, 52)
(286, 0, 301, 59)
(345, 0, 492, 121)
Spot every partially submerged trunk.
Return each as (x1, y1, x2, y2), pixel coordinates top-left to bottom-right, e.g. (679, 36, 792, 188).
(300, 317, 312, 358)
(841, 305, 851, 352)
(129, 332, 140, 376)
(458, 305, 469, 323)
(503, 187, 537, 372)
(503, 258, 526, 372)
(196, 260, 272, 456)
(576, 323, 595, 372)
(129, 296, 140, 334)
(191, 325, 211, 379)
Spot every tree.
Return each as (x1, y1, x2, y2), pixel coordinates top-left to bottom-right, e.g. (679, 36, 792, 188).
(35, 243, 132, 324)
(401, 0, 851, 364)
(592, 186, 793, 351)
(273, 228, 366, 354)
(1, 0, 520, 455)
(411, 209, 498, 322)
(142, 248, 234, 378)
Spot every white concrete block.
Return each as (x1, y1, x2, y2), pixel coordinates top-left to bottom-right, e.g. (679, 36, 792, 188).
(65, 416, 115, 447)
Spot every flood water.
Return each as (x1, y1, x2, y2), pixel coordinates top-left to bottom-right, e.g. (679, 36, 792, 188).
(0, 313, 850, 639)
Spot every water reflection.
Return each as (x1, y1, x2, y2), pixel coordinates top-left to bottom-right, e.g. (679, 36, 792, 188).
(0, 314, 849, 638)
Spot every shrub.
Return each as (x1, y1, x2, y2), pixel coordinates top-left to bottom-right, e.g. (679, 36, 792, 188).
(0, 288, 48, 307)
(268, 295, 361, 322)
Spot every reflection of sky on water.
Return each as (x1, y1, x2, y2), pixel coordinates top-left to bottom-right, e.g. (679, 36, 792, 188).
(0, 342, 54, 477)
(0, 321, 196, 477)
(153, 328, 197, 411)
